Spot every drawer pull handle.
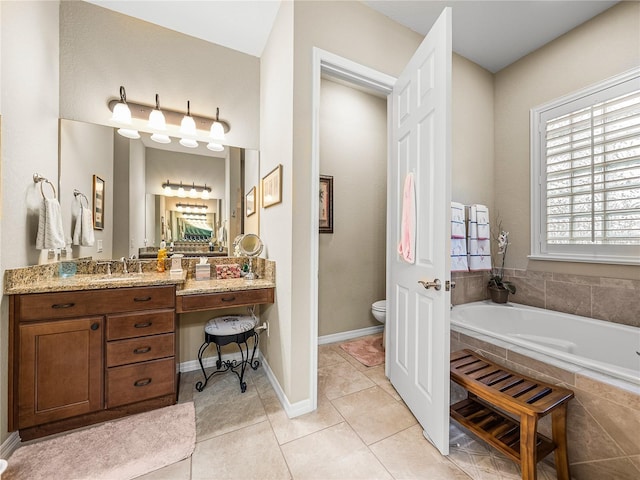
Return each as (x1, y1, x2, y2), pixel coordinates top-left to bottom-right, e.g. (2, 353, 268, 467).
(134, 378, 152, 387)
(52, 303, 75, 309)
(221, 296, 236, 302)
(133, 346, 151, 354)
(91, 322, 100, 331)
(134, 322, 152, 328)
(133, 296, 152, 302)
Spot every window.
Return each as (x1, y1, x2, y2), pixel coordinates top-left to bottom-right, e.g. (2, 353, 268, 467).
(530, 68, 640, 265)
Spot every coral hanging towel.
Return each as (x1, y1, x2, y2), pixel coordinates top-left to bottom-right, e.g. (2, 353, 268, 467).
(397, 172, 416, 264)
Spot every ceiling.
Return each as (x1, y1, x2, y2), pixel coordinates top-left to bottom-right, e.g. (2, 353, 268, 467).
(87, 0, 619, 73)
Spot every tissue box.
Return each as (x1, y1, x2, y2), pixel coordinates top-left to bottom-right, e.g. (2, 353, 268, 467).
(195, 264, 211, 281)
(215, 263, 241, 279)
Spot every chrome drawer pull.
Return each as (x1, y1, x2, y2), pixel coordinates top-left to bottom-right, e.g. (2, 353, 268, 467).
(134, 322, 152, 328)
(133, 296, 152, 302)
(134, 378, 152, 387)
(133, 346, 151, 354)
(52, 302, 75, 309)
(221, 296, 236, 302)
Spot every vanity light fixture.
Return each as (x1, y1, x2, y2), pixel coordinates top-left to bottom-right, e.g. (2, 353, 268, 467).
(176, 202, 208, 213)
(148, 94, 171, 144)
(110, 86, 140, 139)
(162, 180, 211, 199)
(108, 87, 231, 148)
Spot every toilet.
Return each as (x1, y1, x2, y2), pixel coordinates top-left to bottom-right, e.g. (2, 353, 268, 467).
(371, 300, 386, 324)
(371, 300, 386, 350)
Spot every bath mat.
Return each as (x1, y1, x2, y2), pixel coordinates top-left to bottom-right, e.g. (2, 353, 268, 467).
(340, 334, 385, 367)
(5, 402, 195, 480)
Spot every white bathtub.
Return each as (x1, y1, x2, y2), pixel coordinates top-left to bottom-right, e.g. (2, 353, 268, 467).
(450, 301, 640, 386)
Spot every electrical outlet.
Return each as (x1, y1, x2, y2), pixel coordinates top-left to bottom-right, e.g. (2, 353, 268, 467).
(97, 239, 103, 253)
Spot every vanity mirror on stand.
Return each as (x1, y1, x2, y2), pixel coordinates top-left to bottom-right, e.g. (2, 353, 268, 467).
(238, 234, 263, 280)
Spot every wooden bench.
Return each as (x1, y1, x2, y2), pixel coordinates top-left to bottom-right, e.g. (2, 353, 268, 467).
(450, 349, 574, 480)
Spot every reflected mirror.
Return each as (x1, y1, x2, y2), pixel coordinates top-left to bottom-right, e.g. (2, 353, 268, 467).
(238, 233, 263, 280)
(59, 119, 260, 260)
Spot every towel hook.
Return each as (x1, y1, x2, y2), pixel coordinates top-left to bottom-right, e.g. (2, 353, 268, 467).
(33, 173, 56, 199)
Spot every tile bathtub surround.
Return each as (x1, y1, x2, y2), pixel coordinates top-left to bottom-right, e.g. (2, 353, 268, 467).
(452, 268, 640, 328)
(451, 330, 640, 480)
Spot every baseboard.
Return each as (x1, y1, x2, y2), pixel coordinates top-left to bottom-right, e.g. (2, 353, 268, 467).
(179, 349, 261, 373)
(318, 325, 383, 345)
(261, 357, 314, 418)
(1, 431, 21, 458)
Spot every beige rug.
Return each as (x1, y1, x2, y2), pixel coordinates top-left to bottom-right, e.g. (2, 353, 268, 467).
(5, 402, 196, 480)
(340, 334, 385, 367)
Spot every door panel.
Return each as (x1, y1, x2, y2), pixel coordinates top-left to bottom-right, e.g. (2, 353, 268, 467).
(387, 7, 452, 455)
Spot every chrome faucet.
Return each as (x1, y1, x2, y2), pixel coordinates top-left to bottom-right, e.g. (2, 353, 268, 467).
(97, 261, 112, 276)
(120, 257, 128, 274)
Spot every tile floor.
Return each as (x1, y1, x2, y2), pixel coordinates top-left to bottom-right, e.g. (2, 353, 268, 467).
(137, 335, 561, 480)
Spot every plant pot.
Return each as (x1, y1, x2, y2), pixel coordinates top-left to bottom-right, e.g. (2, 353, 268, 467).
(488, 286, 509, 304)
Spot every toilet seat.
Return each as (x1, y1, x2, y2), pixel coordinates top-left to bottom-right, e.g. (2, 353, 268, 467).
(372, 300, 386, 311)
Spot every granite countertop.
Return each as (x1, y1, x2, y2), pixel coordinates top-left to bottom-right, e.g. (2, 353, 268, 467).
(177, 277, 276, 295)
(3, 271, 187, 295)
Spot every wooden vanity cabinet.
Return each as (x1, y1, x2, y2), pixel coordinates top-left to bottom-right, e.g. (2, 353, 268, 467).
(9, 285, 178, 439)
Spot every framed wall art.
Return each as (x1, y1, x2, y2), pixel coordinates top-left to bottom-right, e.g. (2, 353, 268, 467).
(319, 175, 333, 234)
(262, 164, 282, 208)
(246, 186, 256, 217)
(93, 175, 105, 230)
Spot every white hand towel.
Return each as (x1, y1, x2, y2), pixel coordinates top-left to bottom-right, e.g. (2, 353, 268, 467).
(81, 205, 95, 246)
(451, 202, 466, 239)
(36, 198, 66, 250)
(451, 238, 469, 272)
(467, 204, 491, 271)
(397, 172, 415, 264)
(475, 204, 490, 240)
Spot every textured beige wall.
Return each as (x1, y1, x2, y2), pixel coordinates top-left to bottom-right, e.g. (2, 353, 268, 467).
(318, 78, 387, 337)
(59, 1, 260, 150)
(494, 2, 640, 279)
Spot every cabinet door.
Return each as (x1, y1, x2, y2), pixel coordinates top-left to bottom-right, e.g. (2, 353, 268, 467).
(18, 317, 103, 428)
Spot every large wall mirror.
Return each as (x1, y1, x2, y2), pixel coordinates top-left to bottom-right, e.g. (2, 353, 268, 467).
(59, 119, 259, 260)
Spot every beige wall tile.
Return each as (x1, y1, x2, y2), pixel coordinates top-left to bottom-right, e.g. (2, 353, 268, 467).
(592, 285, 640, 327)
(506, 276, 546, 308)
(570, 457, 640, 480)
(546, 280, 592, 317)
(576, 374, 640, 412)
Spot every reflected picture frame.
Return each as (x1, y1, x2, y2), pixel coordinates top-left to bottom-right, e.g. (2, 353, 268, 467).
(246, 186, 256, 217)
(262, 164, 282, 208)
(319, 175, 333, 234)
(93, 175, 105, 230)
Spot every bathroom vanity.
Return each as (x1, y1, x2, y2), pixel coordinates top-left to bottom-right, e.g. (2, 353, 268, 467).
(5, 260, 275, 440)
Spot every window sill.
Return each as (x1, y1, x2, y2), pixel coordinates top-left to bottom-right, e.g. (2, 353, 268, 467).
(528, 253, 640, 266)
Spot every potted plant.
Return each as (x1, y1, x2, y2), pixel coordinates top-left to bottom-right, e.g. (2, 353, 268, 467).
(488, 229, 516, 303)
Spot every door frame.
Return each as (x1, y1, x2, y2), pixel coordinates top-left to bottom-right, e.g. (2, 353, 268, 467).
(310, 48, 396, 409)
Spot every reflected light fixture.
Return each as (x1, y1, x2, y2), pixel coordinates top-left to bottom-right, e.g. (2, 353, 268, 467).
(110, 86, 140, 139)
(179, 101, 198, 148)
(162, 180, 211, 199)
(176, 202, 208, 213)
(148, 94, 170, 144)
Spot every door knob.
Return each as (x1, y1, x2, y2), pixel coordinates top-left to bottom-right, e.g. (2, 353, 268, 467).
(418, 279, 441, 291)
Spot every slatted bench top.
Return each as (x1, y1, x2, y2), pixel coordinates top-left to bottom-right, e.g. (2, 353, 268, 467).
(450, 349, 574, 417)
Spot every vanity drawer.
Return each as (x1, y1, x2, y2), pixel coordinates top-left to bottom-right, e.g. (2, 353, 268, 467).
(106, 357, 175, 408)
(17, 286, 176, 321)
(106, 310, 175, 341)
(106, 333, 175, 367)
(177, 287, 274, 313)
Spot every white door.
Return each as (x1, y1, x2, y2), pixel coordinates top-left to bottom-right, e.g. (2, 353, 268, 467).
(387, 8, 452, 455)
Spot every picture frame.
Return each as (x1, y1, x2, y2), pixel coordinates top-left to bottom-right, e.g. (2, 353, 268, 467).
(319, 175, 333, 234)
(262, 164, 282, 208)
(93, 175, 105, 230)
(246, 186, 256, 217)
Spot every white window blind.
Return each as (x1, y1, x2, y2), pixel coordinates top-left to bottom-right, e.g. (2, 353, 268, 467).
(545, 89, 640, 246)
(530, 68, 640, 265)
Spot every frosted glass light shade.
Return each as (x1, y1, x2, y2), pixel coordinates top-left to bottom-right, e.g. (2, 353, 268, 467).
(209, 121, 225, 141)
(117, 128, 140, 139)
(180, 115, 197, 136)
(151, 133, 171, 144)
(207, 142, 224, 152)
(202, 188, 210, 199)
(148, 109, 167, 131)
(180, 137, 198, 148)
(111, 102, 132, 125)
